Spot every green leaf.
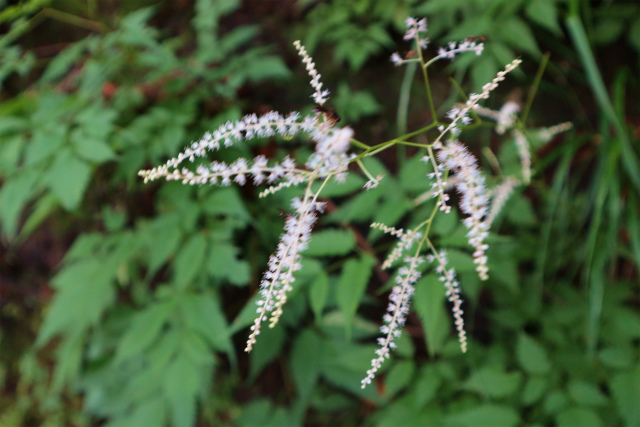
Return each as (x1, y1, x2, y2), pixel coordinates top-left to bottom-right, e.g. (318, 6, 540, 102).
(556, 408, 602, 427)
(611, 363, 640, 426)
(0, 169, 40, 238)
(174, 233, 208, 289)
(178, 291, 232, 353)
(291, 329, 324, 398)
(463, 366, 523, 398)
(385, 360, 415, 398)
(567, 380, 608, 406)
(412, 366, 442, 407)
(201, 187, 249, 220)
(445, 404, 519, 427)
(25, 125, 67, 166)
(413, 274, 449, 355)
(146, 216, 183, 273)
(305, 228, 355, 256)
(525, 0, 562, 35)
(497, 17, 541, 57)
(208, 242, 250, 285)
(309, 272, 329, 321)
(162, 352, 199, 427)
(522, 376, 548, 405)
(72, 132, 115, 162)
(107, 398, 166, 427)
(517, 333, 551, 374)
(114, 301, 174, 363)
(336, 255, 375, 339)
(38, 259, 115, 344)
(47, 148, 91, 210)
(249, 325, 286, 381)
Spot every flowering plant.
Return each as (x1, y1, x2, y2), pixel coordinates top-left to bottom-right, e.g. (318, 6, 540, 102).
(139, 17, 570, 388)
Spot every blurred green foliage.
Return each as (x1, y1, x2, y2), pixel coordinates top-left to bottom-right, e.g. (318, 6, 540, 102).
(0, 1, 638, 427)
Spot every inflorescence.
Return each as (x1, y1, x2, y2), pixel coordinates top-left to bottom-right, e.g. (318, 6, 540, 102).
(138, 18, 570, 391)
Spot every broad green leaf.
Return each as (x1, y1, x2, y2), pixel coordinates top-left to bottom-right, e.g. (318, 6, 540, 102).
(304, 228, 355, 256)
(47, 148, 91, 210)
(598, 346, 634, 369)
(567, 380, 608, 406)
(522, 376, 548, 405)
(330, 189, 382, 222)
(413, 274, 449, 355)
(556, 408, 602, 427)
(174, 233, 208, 289)
(52, 333, 84, 391)
(497, 17, 541, 57)
(291, 329, 324, 398)
(72, 132, 115, 163)
(385, 360, 415, 398)
(249, 325, 286, 381)
(106, 397, 166, 427)
(525, 0, 562, 35)
(412, 366, 442, 407)
(309, 272, 329, 321)
(25, 125, 67, 166)
(114, 301, 175, 363)
(38, 259, 115, 344)
(201, 187, 249, 220)
(0, 168, 40, 238)
(146, 217, 183, 273)
(445, 404, 519, 427)
(517, 333, 551, 374)
(336, 255, 375, 339)
(399, 156, 430, 192)
(611, 363, 640, 426)
(178, 291, 232, 352)
(162, 351, 199, 427)
(463, 367, 523, 398)
(208, 242, 250, 285)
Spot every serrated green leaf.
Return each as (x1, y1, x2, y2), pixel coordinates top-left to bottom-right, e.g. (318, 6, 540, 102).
(522, 376, 548, 405)
(517, 334, 551, 374)
(162, 352, 199, 427)
(556, 408, 602, 427)
(0, 168, 40, 238)
(106, 397, 166, 427)
(413, 274, 449, 355)
(174, 233, 208, 289)
(498, 17, 541, 57)
(114, 301, 174, 363)
(291, 329, 324, 398)
(47, 148, 91, 210)
(463, 367, 522, 398)
(399, 156, 430, 192)
(525, 0, 562, 35)
(178, 291, 232, 352)
(413, 366, 442, 407)
(249, 325, 286, 381)
(309, 272, 329, 321)
(38, 259, 115, 344)
(25, 126, 67, 166)
(611, 363, 640, 426)
(208, 242, 250, 285)
(201, 187, 249, 220)
(445, 404, 519, 427)
(336, 255, 375, 339)
(330, 189, 382, 222)
(72, 133, 115, 162)
(147, 218, 183, 274)
(567, 380, 608, 406)
(305, 228, 355, 256)
(385, 360, 415, 398)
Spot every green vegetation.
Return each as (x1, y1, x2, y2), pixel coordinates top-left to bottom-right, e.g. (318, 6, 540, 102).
(1, 1, 638, 426)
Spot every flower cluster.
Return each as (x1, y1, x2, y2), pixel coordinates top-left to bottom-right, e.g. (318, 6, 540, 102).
(246, 197, 325, 352)
(437, 39, 484, 60)
(361, 255, 424, 389)
(371, 223, 423, 269)
(437, 141, 490, 280)
(294, 40, 329, 105)
(427, 250, 467, 352)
